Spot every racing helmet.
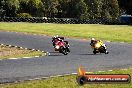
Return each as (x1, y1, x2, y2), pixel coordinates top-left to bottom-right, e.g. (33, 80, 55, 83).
(91, 38, 95, 41)
(52, 36, 56, 39)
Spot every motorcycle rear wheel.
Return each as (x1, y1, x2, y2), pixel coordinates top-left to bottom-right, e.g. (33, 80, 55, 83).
(93, 50, 97, 54)
(60, 47, 68, 55)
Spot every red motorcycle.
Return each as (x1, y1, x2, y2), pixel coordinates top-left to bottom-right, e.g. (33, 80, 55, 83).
(52, 38, 69, 55)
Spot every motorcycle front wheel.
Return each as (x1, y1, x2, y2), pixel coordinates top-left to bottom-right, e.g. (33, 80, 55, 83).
(105, 51, 109, 54)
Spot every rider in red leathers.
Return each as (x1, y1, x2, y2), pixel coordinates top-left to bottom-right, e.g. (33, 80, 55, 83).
(52, 35, 70, 52)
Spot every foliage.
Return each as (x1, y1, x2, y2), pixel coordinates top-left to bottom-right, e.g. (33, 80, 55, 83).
(42, 0, 59, 17)
(0, 0, 123, 19)
(16, 13, 32, 18)
(102, 0, 119, 19)
(27, 0, 44, 17)
(75, 0, 89, 20)
(3, 0, 20, 17)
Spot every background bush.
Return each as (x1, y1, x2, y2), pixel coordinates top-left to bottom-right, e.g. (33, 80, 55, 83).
(17, 13, 32, 18)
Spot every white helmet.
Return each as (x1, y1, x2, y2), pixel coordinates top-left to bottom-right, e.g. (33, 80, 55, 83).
(91, 38, 95, 41)
(53, 36, 56, 38)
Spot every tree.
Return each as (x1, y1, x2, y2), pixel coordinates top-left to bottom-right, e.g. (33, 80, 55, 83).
(0, 0, 6, 17)
(75, 0, 89, 19)
(57, 0, 89, 19)
(101, 0, 119, 20)
(27, 0, 44, 17)
(4, 0, 20, 17)
(42, 0, 59, 17)
(0, 0, 121, 19)
(84, 0, 104, 19)
(18, 0, 30, 14)
(57, 0, 71, 18)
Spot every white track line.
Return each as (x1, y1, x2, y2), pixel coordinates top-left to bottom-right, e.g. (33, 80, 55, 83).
(71, 73, 77, 75)
(9, 58, 18, 60)
(108, 70, 113, 71)
(34, 56, 40, 58)
(98, 71, 105, 72)
(23, 57, 32, 59)
(85, 72, 93, 74)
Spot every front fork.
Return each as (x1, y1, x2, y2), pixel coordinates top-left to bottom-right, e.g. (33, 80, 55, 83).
(102, 44, 107, 50)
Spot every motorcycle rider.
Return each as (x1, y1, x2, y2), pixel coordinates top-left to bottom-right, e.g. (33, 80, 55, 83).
(52, 35, 64, 46)
(90, 38, 98, 48)
(90, 38, 108, 53)
(52, 35, 70, 52)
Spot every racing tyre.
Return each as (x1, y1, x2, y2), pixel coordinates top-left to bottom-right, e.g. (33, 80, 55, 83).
(60, 47, 68, 55)
(93, 50, 96, 54)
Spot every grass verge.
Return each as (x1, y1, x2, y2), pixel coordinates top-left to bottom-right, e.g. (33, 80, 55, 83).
(0, 22, 132, 43)
(0, 45, 43, 59)
(1, 68, 132, 88)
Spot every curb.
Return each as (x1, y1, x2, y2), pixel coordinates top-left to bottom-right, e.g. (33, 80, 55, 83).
(0, 43, 48, 60)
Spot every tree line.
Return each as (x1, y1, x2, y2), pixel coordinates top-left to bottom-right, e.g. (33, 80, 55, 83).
(0, 0, 131, 20)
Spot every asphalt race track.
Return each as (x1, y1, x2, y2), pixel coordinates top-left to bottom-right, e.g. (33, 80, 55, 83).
(0, 31, 132, 83)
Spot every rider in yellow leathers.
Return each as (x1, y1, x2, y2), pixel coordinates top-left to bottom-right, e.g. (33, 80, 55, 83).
(90, 38, 109, 54)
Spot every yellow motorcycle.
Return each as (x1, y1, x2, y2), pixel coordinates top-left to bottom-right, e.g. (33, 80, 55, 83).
(91, 40, 109, 54)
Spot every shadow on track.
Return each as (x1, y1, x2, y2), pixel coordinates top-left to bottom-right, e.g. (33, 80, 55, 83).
(48, 54, 64, 56)
(48, 52, 64, 56)
(78, 53, 100, 55)
(48, 52, 59, 53)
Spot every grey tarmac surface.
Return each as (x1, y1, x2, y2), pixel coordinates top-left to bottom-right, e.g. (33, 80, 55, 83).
(0, 31, 132, 83)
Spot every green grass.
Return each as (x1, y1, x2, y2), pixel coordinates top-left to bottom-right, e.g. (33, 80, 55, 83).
(1, 68, 132, 88)
(0, 45, 44, 59)
(0, 22, 132, 43)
